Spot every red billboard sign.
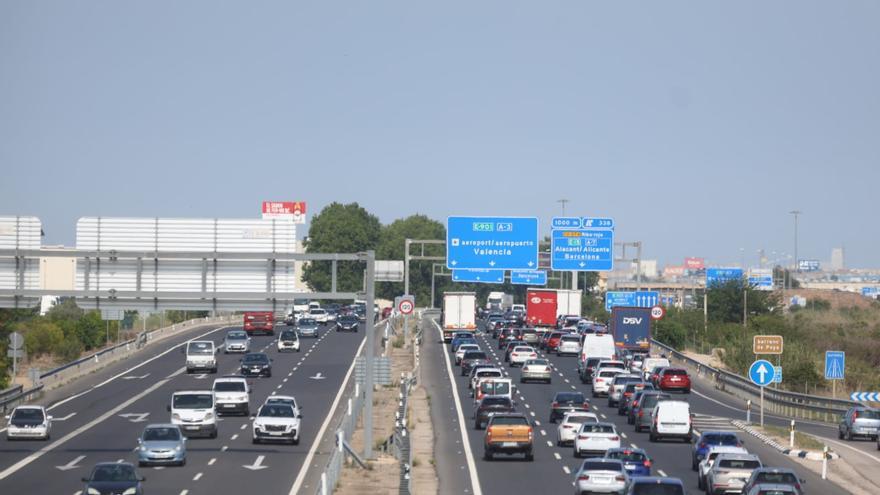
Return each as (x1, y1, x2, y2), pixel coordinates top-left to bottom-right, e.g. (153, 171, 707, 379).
(663, 265, 685, 277)
(685, 257, 705, 270)
(261, 201, 306, 223)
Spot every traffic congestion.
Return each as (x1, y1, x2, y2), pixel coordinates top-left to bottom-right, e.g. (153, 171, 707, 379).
(437, 290, 817, 495)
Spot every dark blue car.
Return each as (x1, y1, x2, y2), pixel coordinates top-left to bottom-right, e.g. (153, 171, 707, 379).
(82, 462, 145, 495)
(605, 447, 652, 477)
(691, 431, 742, 470)
(625, 476, 684, 495)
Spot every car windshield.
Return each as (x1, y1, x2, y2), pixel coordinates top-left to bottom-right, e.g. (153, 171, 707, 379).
(259, 405, 295, 417)
(299, 318, 317, 326)
(755, 472, 798, 484)
(481, 397, 511, 407)
(526, 359, 548, 366)
(555, 393, 585, 403)
(481, 382, 510, 394)
(641, 394, 670, 408)
(580, 461, 623, 472)
(293, 299, 309, 305)
(339, 316, 358, 323)
(310, 309, 326, 314)
(606, 450, 647, 462)
(489, 416, 528, 426)
(581, 424, 615, 433)
(214, 381, 246, 392)
(718, 459, 761, 469)
(11, 408, 44, 422)
(477, 370, 502, 377)
(615, 376, 642, 385)
(187, 342, 213, 355)
(563, 415, 595, 425)
(586, 358, 602, 366)
(513, 347, 532, 352)
(90, 464, 138, 482)
(856, 409, 880, 419)
(281, 331, 297, 340)
(599, 370, 619, 378)
(704, 433, 740, 445)
(464, 351, 486, 359)
(665, 369, 687, 376)
(631, 483, 684, 495)
(226, 332, 247, 340)
(243, 354, 269, 364)
(173, 394, 213, 409)
(143, 427, 181, 441)
(266, 398, 297, 408)
(561, 335, 580, 342)
(459, 345, 479, 352)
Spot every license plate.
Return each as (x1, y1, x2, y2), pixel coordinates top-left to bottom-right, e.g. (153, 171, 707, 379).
(269, 432, 283, 436)
(501, 442, 517, 447)
(729, 479, 744, 486)
(594, 476, 611, 484)
(185, 426, 199, 431)
(223, 404, 235, 408)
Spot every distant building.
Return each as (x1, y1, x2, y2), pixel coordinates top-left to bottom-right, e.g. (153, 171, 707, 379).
(831, 247, 845, 271)
(636, 260, 658, 279)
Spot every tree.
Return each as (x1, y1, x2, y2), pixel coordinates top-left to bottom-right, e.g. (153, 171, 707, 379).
(20, 320, 64, 358)
(705, 280, 779, 324)
(302, 203, 381, 293)
(375, 215, 445, 304)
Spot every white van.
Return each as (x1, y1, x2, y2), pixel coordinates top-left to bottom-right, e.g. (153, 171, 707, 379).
(642, 357, 671, 380)
(649, 400, 692, 442)
(168, 390, 217, 438)
(212, 377, 250, 416)
(580, 334, 616, 362)
(185, 340, 217, 374)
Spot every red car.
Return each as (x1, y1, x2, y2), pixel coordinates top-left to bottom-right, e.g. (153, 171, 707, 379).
(657, 368, 691, 393)
(545, 332, 564, 352)
(243, 311, 274, 336)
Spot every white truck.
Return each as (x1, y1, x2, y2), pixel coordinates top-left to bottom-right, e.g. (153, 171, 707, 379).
(442, 292, 477, 342)
(555, 289, 582, 319)
(486, 292, 514, 312)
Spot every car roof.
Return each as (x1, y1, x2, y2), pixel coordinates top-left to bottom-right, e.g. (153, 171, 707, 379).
(630, 477, 684, 485)
(749, 484, 797, 491)
(13, 405, 45, 410)
(715, 453, 760, 461)
(562, 411, 597, 419)
(752, 467, 797, 474)
(707, 446, 748, 454)
(606, 447, 647, 454)
(173, 389, 214, 395)
(214, 376, 247, 383)
(701, 430, 740, 437)
(488, 412, 527, 419)
(143, 423, 180, 430)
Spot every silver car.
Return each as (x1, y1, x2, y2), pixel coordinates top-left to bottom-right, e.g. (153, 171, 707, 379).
(137, 424, 186, 466)
(5, 405, 52, 440)
(297, 318, 320, 338)
(632, 392, 671, 432)
(521, 359, 552, 384)
(573, 458, 628, 494)
(744, 484, 799, 495)
(223, 330, 250, 354)
(838, 406, 880, 441)
(608, 374, 643, 407)
(706, 453, 762, 495)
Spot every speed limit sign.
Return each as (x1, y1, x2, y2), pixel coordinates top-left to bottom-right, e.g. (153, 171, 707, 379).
(650, 305, 665, 320)
(398, 296, 415, 315)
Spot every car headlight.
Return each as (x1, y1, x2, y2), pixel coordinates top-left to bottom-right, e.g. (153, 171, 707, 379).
(87, 488, 101, 495)
(174, 445, 182, 452)
(172, 413, 181, 421)
(123, 488, 138, 495)
(205, 412, 214, 420)
(139, 445, 147, 451)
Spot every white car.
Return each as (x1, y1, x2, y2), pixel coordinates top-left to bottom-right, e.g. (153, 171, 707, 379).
(592, 369, 623, 397)
(5, 405, 52, 440)
(596, 360, 627, 374)
(556, 411, 599, 446)
(698, 446, 750, 490)
(212, 377, 250, 416)
(309, 308, 328, 323)
(470, 368, 503, 392)
(556, 334, 581, 356)
(650, 400, 692, 442)
(520, 359, 552, 384)
(509, 346, 538, 367)
(264, 395, 300, 414)
(574, 422, 621, 458)
(456, 344, 481, 365)
(276, 328, 301, 352)
(573, 459, 629, 495)
(252, 402, 301, 444)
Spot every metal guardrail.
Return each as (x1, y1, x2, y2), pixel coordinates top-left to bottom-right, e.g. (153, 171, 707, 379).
(392, 375, 415, 495)
(0, 384, 23, 403)
(0, 385, 44, 414)
(651, 339, 858, 423)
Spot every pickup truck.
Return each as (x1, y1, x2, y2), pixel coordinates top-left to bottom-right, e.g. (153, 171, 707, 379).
(483, 413, 533, 461)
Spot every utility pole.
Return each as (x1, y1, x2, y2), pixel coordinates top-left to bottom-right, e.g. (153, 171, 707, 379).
(557, 199, 577, 290)
(789, 210, 801, 290)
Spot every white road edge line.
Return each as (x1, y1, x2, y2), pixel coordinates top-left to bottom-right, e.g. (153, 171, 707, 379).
(430, 319, 483, 495)
(287, 331, 368, 495)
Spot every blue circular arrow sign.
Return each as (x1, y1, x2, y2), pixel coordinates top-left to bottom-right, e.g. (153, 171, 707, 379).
(749, 359, 775, 387)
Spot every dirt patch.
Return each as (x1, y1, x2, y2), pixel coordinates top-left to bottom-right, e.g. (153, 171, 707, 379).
(681, 349, 727, 370)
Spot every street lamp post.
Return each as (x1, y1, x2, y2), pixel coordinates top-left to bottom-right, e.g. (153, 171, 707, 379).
(789, 210, 801, 290)
(557, 199, 577, 291)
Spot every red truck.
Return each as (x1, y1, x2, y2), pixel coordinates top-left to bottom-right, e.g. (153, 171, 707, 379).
(243, 311, 275, 336)
(526, 289, 557, 327)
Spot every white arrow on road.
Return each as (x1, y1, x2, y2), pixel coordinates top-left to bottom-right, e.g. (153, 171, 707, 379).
(118, 413, 150, 423)
(243, 455, 268, 471)
(53, 413, 76, 421)
(756, 364, 769, 383)
(123, 373, 150, 380)
(56, 455, 86, 471)
(310, 373, 325, 380)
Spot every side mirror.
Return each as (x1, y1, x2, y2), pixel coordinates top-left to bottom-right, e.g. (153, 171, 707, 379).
(4, 415, 9, 420)
(181, 348, 185, 354)
(182, 437, 187, 442)
(137, 438, 142, 444)
(166, 405, 171, 412)
(138, 476, 146, 482)
(800, 479, 806, 484)
(47, 415, 53, 421)
(81, 477, 90, 482)
(297, 414, 303, 419)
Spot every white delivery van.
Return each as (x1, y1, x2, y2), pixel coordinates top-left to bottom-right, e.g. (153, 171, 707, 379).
(580, 334, 616, 362)
(168, 390, 218, 438)
(212, 377, 251, 416)
(185, 340, 217, 374)
(649, 400, 692, 442)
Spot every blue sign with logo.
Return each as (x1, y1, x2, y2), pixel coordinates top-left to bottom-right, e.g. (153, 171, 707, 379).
(706, 267, 744, 287)
(773, 366, 782, 384)
(551, 227, 614, 271)
(747, 268, 774, 290)
(825, 351, 845, 380)
(510, 270, 547, 286)
(604, 291, 660, 312)
(551, 217, 581, 229)
(748, 359, 775, 387)
(582, 217, 614, 229)
(446, 216, 539, 270)
(862, 287, 880, 298)
(451, 269, 504, 283)
(798, 259, 820, 272)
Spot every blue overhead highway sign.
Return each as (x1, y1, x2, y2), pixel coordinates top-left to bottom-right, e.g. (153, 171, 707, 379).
(551, 227, 614, 271)
(862, 287, 880, 298)
(582, 217, 614, 229)
(446, 216, 539, 270)
(825, 351, 845, 380)
(748, 359, 775, 387)
(451, 269, 504, 283)
(551, 217, 581, 229)
(706, 267, 744, 287)
(511, 270, 547, 286)
(748, 268, 774, 291)
(605, 291, 660, 312)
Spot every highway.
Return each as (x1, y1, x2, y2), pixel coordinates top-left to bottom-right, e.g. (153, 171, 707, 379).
(0, 321, 365, 495)
(428, 318, 845, 495)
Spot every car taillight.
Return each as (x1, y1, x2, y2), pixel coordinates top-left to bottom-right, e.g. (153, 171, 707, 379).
(528, 427, 533, 442)
(582, 402, 589, 409)
(699, 442, 707, 449)
(578, 474, 590, 481)
(643, 460, 652, 467)
(563, 424, 573, 429)
(552, 401, 558, 408)
(486, 429, 492, 439)
(610, 436, 619, 441)
(638, 411, 644, 418)
(578, 434, 588, 440)
(854, 411, 859, 420)
(615, 475, 626, 482)
(596, 378, 604, 383)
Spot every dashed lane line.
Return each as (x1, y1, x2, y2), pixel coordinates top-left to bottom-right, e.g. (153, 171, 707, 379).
(193, 472, 203, 481)
(658, 469, 667, 477)
(553, 452, 562, 460)
(208, 458, 216, 466)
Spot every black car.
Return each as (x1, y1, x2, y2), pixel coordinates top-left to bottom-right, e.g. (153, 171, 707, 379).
(460, 350, 490, 376)
(474, 396, 516, 429)
(82, 462, 145, 495)
(578, 357, 603, 383)
(336, 315, 359, 332)
(549, 391, 589, 423)
(240, 352, 272, 377)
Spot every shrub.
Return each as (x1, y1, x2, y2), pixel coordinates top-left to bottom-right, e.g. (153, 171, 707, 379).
(21, 320, 64, 358)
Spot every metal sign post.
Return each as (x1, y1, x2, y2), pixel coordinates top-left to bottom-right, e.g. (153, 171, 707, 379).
(363, 251, 376, 460)
(749, 359, 775, 426)
(9, 332, 24, 383)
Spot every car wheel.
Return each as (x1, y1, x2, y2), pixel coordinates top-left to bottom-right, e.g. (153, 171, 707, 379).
(483, 451, 492, 461)
(846, 429, 853, 441)
(474, 420, 481, 430)
(179, 458, 186, 467)
(525, 452, 534, 461)
(838, 428, 844, 439)
(253, 438, 260, 444)
(546, 379, 552, 384)
(649, 432, 657, 442)
(520, 377, 525, 383)
(138, 461, 145, 467)
(573, 448, 580, 458)
(634, 424, 641, 433)
(698, 475, 704, 489)
(692, 457, 697, 471)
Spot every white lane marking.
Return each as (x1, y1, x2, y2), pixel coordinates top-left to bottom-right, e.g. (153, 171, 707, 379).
(0, 375, 175, 480)
(221, 445, 228, 452)
(631, 443, 638, 449)
(562, 465, 571, 474)
(208, 458, 216, 466)
(547, 440, 553, 447)
(193, 472, 203, 481)
(180, 491, 189, 495)
(52, 413, 77, 421)
(658, 469, 667, 477)
(288, 332, 368, 495)
(231, 434, 238, 440)
(564, 378, 570, 383)
(240, 424, 247, 430)
(620, 432, 627, 439)
(600, 413, 606, 419)
(553, 452, 562, 460)
(534, 420, 541, 426)
(524, 404, 530, 409)
(530, 411, 536, 417)
(116, 458, 123, 463)
(540, 429, 547, 436)
(283, 378, 288, 383)
(570, 385, 577, 390)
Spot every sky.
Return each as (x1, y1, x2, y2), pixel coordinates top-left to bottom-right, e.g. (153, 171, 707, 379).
(2, 1, 879, 268)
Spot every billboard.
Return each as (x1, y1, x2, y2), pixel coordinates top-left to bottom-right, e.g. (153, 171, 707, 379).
(798, 259, 820, 272)
(663, 265, 685, 278)
(685, 257, 705, 270)
(261, 201, 307, 224)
